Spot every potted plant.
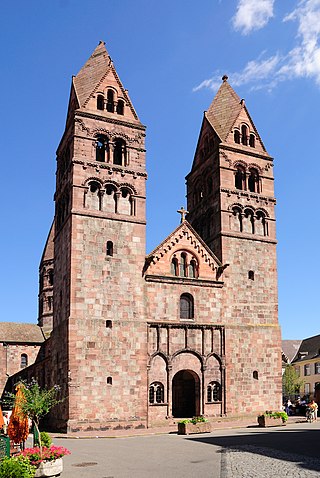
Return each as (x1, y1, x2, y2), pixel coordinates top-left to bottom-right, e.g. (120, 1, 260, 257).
(7, 380, 70, 477)
(178, 416, 212, 435)
(19, 445, 70, 477)
(257, 410, 288, 427)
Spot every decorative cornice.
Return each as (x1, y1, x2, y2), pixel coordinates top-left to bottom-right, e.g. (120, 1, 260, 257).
(213, 231, 277, 244)
(145, 274, 224, 288)
(147, 322, 225, 331)
(72, 159, 148, 178)
(221, 188, 276, 204)
(70, 209, 146, 225)
(219, 143, 273, 161)
(75, 111, 146, 131)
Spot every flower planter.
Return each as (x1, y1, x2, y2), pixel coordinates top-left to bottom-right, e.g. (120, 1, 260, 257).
(35, 458, 63, 477)
(257, 416, 284, 428)
(178, 422, 212, 435)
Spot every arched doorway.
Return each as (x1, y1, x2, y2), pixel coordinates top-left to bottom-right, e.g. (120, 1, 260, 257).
(172, 370, 200, 418)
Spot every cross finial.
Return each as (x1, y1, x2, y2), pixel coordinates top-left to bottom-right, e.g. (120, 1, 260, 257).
(177, 206, 189, 223)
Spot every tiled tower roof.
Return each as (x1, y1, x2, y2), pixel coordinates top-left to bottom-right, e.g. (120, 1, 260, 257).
(73, 41, 111, 107)
(205, 75, 242, 141)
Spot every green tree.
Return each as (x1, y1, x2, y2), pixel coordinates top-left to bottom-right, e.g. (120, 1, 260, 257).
(11, 381, 63, 457)
(282, 365, 304, 400)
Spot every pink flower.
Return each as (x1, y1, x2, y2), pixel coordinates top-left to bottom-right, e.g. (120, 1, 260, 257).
(18, 445, 71, 465)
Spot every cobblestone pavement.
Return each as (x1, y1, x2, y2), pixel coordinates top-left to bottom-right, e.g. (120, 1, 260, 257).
(222, 445, 320, 477)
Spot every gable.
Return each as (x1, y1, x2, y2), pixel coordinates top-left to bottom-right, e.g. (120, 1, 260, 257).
(224, 103, 267, 153)
(189, 117, 219, 172)
(144, 221, 224, 282)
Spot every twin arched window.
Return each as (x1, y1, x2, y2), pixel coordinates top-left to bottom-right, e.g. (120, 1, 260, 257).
(235, 165, 260, 193)
(96, 89, 125, 115)
(207, 381, 221, 402)
(95, 135, 127, 166)
(180, 293, 194, 320)
(149, 382, 164, 404)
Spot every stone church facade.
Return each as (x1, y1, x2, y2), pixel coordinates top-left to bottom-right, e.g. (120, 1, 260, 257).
(8, 42, 282, 432)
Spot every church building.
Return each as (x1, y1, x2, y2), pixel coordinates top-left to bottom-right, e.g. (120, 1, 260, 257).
(9, 41, 282, 432)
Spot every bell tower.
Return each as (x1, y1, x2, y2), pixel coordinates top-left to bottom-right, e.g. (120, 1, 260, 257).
(50, 42, 148, 430)
(186, 76, 281, 415)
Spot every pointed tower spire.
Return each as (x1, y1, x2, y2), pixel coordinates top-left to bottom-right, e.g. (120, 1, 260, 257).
(73, 41, 111, 108)
(205, 76, 242, 142)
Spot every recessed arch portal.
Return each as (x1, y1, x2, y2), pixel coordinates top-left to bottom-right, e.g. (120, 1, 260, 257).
(172, 369, 200, 418)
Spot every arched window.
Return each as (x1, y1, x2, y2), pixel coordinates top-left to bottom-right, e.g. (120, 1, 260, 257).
(149, 382, 164, 404)
(231, 206, 242, 232)
(180, 293, 194, 320)
(47, 296, 53, 311)
(96, 135, 109, 162)
(189, 259, 197, 278)
(118, 187, 133, 215)
(104, 184, 117, 213)
(207, 381, 221, 402)
(48, 269, 54, 286)
(234, 130, 240, 144)
(106, 241, 113, 256)
(241, 125, 248, 145)
(243, 208, 254, 234)
(248, 168, 260, 193)
(248, 270, 255, 280)
(106, 89, 114, 112)
(235, 166, 246, 190)
(179, 253, 187, 277)
(106, 320, 112, 328)
(249, 134, 255, 147)
(256, 211, 268, 236)
(171, 257, 178, 276)
(113, 138, 126, 166)
(116, 100, 124, 115)
(86, 181, 101, 210)
(253, 371, 259, 380)
(21, 354, 28, 368)
(107, 376, 113, 385)
(97, 94, 104, 110)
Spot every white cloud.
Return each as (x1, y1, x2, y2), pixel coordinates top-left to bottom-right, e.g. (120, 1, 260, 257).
(281, 0, 320, 84)
(194, 0, 320, 92)
(232, 0, 275, 35)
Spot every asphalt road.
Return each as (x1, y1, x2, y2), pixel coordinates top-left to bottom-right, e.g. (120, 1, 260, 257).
(56, 421, 320, 478)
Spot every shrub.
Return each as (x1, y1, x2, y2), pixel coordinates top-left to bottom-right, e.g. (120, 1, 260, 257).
(178, 416, 208, 424)
(259, 410, 288, 423)
(40, 431, 52, 448)
(0, 456, 35, 478)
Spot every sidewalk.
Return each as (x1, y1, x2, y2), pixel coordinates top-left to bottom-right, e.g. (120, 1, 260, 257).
(51, 415, 306, 440)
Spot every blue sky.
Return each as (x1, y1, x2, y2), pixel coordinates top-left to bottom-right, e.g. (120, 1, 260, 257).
(0, 0, 319, 340)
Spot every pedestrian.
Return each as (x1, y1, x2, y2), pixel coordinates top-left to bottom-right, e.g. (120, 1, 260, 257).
(309, 400, 318, 422)
(285, 399, 292, 416)
(3, 412, 8, 434)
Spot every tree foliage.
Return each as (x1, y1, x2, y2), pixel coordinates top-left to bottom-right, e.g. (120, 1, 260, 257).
(282, 365, 304, 399)
(9, 381, 63, 457)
